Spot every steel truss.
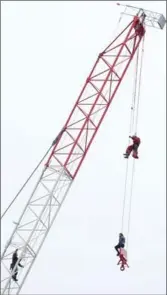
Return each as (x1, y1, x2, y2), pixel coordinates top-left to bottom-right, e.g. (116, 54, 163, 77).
(1, 14, 145, 294)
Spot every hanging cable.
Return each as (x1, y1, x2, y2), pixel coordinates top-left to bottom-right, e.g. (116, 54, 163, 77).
(126, 159, 135, 249)
(121, 45, 140, 233)
(121, 34, 145, 239)
(121, 161, 128, 232)
(131, 47, 140, 134)
(121, 35, 145, 253)
(126, 36, 145, 249)
(134, 35, 145, 133)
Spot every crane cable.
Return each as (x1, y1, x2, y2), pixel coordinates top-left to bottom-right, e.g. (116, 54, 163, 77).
(121, 46, 140, 233)
(121, 35, 145, 250)
(134, 35, 145, 135)
(126, 35, 145, 250)
(0, 130, 65, 220)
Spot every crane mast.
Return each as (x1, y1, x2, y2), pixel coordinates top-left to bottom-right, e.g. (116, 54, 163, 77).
(1, 5, 166, 295)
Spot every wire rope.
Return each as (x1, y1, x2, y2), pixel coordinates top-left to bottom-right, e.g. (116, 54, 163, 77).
(121, 35, 145, 247)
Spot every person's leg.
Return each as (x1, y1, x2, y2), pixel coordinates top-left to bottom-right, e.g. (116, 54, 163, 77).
(132, 143, 139, 158)
(115, 244, 120, 255)
(124, 145, 133, 158)
(12, 266, 18, 281)
(126, 145, 133, 155)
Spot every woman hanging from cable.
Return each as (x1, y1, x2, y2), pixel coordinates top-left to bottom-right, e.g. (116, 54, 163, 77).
(124, 134, 141, 159)
(115, 234, 129, 271)
(114, 233, 125, 256)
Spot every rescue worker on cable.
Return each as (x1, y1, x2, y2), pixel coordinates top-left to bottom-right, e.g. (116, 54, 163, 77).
(124, 134, 141, 159)
(10, 249, 24, 282)
(114, 233, 125, 256)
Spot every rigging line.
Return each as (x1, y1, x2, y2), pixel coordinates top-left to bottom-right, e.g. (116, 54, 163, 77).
(121, 103, 135, 232)
(121, 46, 140, 233)
(125, 37, 145, 249)
(121, 160, 129, 233)
(1, 144, 53, 220)
(134, 35, 145, 133)
(121, 102, 135, 233)
(111, 10, 123, 40)
(126, 158, 135, 250)
(131, 46, 140, 134)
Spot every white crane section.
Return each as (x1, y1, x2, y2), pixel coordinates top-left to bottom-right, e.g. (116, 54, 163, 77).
(1, 3, 166, 295)
(1, 165, 73, 295)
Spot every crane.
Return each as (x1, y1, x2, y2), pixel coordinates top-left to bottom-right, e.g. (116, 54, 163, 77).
(1, 4, 166, 294)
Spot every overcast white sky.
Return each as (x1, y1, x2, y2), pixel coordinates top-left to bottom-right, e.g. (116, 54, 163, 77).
(1, 1, 166, 294)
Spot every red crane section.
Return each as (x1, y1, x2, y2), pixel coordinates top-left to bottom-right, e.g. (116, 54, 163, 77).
(1, 5, 166, 293)
(46, 15, 145, 179)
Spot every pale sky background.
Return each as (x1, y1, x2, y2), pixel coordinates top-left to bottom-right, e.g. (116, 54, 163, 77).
(1, 1, 166, 294)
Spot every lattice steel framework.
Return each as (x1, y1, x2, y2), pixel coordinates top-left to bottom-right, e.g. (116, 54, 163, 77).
(1, 10, 160, 294)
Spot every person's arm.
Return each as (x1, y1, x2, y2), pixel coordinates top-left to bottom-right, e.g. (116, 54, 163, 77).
(18, 261, 24, 268)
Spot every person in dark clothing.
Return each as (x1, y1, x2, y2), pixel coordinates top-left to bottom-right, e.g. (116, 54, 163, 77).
(10, 249, 24, 282)
(115, 233, 125, 256)
(124, 135, 141, 159)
